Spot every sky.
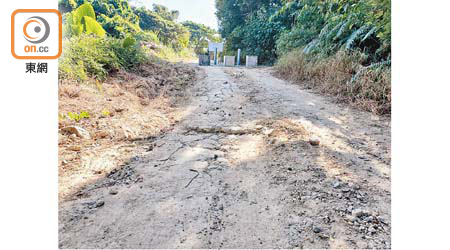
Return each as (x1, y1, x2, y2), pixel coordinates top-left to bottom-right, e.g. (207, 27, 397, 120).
(131, 0, 219, 30)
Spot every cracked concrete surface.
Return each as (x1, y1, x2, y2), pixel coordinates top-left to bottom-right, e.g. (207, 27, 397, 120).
(59, 66, 390, 249)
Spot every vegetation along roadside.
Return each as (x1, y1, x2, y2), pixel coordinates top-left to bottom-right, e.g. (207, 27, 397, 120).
(57, 0, 217, 199)
(216, 0, 391, 115)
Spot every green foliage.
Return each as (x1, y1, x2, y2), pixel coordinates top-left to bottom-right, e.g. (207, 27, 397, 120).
(135, 31, 159, 43)
(63, 3, 106, 37)
(59, 0, 199, 81)
(75, 2, 96, 20)
(133, 6, 190, 50)
(59, 34, 147, 81)
(59, 35, 118, 81)
(152, 4, 180, 21)
(216, 0, 391, 112)
(61, 0, 141, 39)
(58, 0, 78, 13)
(231, 7, 282, 64)
(98, 14, 140, 38)
(182, 21, 220, 54)
(216, 0, 277, 38)
(91, 0, 138, 22)
(216, 0, 391, 64)
(122, 35, 136, 48)
(89, 0, 140, 38)
(216, 0, 282, 63)
(84, 16, 106, 37)
(67, 111, 90, 122)
(60, 0, 139, 21)
(108, 36, 148, 69)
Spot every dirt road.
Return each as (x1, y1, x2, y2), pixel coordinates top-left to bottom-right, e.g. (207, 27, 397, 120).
(59, 66, 391, 249)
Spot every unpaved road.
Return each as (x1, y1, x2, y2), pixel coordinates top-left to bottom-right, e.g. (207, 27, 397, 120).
(59, 66, 391, 249)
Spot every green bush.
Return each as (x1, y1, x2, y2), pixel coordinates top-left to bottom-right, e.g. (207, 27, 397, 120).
(58, 1, 202, 81)
(59, 34, 147, 81)
(109, 36, 148, 69)
(59, 35, 118, 81)
(135, 31, 159, 43)
(98, 14, 141, 38)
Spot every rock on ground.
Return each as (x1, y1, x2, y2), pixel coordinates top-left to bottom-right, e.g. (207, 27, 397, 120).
(59, 65, 391, 249)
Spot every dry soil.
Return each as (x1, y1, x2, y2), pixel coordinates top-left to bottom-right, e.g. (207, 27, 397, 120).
(59, 65, 391, 249)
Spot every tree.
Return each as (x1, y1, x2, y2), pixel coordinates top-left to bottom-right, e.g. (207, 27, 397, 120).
(182, 21, 221, 54)
(216, 0, 391, 64)
(133, 6, 190, 50)
(216, 0, 282, 63)
(152, 4, 179, 21)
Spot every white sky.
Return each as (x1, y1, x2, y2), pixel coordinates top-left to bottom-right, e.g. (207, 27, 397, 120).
(132, 0, 219, 30)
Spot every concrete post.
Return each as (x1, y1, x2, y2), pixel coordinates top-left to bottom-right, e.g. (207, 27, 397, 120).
(237, 49, 241, 66)
(214, 48, 218, 65)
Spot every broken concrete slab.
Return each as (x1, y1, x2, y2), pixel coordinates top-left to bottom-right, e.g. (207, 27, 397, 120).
(224, 56, 236, 67)
(246, 56, 258, 67)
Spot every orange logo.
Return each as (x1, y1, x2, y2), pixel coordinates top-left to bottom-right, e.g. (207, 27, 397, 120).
(11, 9, 62, 59)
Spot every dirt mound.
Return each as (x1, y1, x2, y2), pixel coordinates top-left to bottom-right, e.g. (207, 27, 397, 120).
(110, 62, 197, 102)
(58, 62, 198, 200)
(257, 118, 309, 143)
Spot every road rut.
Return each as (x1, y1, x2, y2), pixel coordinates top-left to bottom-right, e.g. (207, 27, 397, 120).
(59, 66, 391, 249)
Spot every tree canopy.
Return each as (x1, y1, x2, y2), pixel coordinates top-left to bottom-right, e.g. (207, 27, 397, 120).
(182, 21, 221, 54)
(216, 0, 391, 64)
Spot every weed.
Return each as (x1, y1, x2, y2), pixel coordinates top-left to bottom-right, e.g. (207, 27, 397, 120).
(275, 49, 390, 115)
(67, 111, 91, 122)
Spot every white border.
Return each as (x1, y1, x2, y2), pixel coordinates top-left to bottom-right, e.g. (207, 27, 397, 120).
(1, 0, 450, 249)
(392, 0, 450, 249)
(1, 0, 58, 249)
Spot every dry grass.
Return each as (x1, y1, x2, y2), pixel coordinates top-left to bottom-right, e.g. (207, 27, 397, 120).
(275, 49, 391, 115)
(58, 62, 198, 200)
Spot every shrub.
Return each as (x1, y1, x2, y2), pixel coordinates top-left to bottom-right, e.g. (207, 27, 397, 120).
(135, 31, 159, 43)
(98, 14, 141, 38)
(59, 35, 119, 81)
(108, 36, 148, 69)
(59, 34, 148, 81)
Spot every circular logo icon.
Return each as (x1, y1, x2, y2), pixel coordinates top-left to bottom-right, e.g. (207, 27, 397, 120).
(23, 16, 50, 44)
